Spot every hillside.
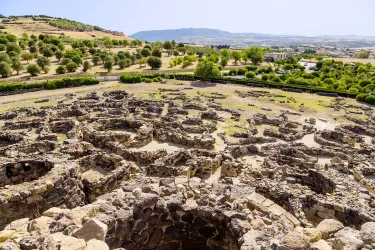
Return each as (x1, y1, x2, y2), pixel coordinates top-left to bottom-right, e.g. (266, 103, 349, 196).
(0, 15, 131, 40)
(131, 28, 375, 47)
(131, 28, 232, 42)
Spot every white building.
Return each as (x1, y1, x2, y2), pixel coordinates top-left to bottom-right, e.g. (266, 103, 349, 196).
(264, 53, 287, 62)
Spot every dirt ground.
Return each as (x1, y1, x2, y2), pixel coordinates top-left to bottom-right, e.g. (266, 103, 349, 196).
(326, 57, 375, 64)
(0, 79, 368, 125)
(1, 79, 373, 153)
(0, 17, 131, 40)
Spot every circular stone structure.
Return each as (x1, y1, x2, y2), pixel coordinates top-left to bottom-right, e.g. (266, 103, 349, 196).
(0, 86, 373, 249)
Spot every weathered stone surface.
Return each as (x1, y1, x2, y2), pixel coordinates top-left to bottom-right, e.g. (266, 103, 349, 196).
(316, 219, 344, 239)
(360, 222, 375, 244)
(331, 227, 364, 250)
(0, 242, 19, 250)
(144, 228, 163, 249)
(52, 233, 86, 250)
(0, 230, 19, 242)
(28, 216, 55, 235)
(85, 239, 109, 250)
(309, 240, 332, 250)
(0, 84, 374, 250)
(302, 228, 322, 243)
(281, 230, 310, 250)
(72, 219, 108, 242)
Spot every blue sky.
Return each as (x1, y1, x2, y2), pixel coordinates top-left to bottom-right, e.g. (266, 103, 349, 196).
(0, 0, 373, 36)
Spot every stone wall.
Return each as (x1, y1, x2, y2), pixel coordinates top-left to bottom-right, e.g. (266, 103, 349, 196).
(0, 159, 85, 229)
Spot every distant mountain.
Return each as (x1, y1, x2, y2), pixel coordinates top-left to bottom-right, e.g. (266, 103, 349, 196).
(130, 28, 375, 47)
(131, 28, 232, 42)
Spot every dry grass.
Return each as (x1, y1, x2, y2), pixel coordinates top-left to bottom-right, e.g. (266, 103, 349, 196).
(0, 80, 366, 136)
(326, 58, 375, 65)
(0, 17, 131, 40)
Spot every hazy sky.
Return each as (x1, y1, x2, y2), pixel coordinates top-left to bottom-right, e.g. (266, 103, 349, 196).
(0, 0, 373, 36)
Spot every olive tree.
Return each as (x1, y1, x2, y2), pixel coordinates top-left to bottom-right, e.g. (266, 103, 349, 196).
(11, 60, 24, 75)
(147, 56, 162, 69)
(104, 60, 113, 72)
(36, 56, 51, 70)
(26, 64, 41, 76)
(194, 59, 221, 79)
(0, 62, 12, 78)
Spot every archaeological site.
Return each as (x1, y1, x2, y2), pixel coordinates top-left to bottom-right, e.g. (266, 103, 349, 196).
(0, 79, 374, 250)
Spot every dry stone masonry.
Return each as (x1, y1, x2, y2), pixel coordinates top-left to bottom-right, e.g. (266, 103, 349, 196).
(0, 87, 374, 250)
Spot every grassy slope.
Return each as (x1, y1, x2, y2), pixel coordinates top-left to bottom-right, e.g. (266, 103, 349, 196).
(0, 17, 131, 40)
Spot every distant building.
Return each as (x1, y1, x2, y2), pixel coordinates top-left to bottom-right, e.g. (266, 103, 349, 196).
(264, 53, 287, 62)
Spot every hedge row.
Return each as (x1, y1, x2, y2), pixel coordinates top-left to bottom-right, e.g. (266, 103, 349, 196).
(120, 73, 176, 84)
(356, 93, 375, 105)
(119, 75, 142, 83)
(0, 82, 45, 92)
(0, 77, 99, 93)
(45, 78, 99, 90)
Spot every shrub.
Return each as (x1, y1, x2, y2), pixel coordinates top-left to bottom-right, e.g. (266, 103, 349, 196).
(72, 55, 83, 65)
(365, 95, 375, 105)
(0, 82, 45, 92)
(261, 74, 269, 81)
(29, 45, 38, 53)
(11, 60, 24, 75)
(66, 62, 78, 72)
(147, 56, 162, 69)
(153, 76, 162, 82)
(45, 78, 99, 90)
(26, 64, 41, 76)
(0, 53, 11, 64)
(118, 59, 131, 69)
(6, 42, 22, 54)
(61, 58, 72, 65)
(56, 65, 67, 74)
(359, 79, 371, 87)
(8, 51, 20, 60)
(151, 49, 162, 58)
(92, 56, 100, 65)
(348, 87, 359, 94)
(104, 60, 113, 72)
(83, 61, 92, 72)
(43, 66, 50, 74)
(181, 60, 190, 68)
(245, 71, 256, 79)
(143, 78, 153, 83)
(237, 68, 247, 75)
(228, 69, 237, 76)
(0, 62, 12, 78)
(356, 93, 368, 102)
(120, 74, 142, 83)
(36, 56, 51, 70)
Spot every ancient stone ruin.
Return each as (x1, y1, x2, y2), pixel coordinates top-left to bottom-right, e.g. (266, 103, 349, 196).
(0, 88, 374, 250)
